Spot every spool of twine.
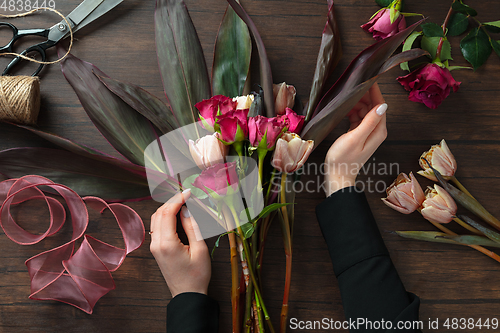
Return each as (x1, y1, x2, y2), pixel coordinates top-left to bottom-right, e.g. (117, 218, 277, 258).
(0, 76, 41, 125)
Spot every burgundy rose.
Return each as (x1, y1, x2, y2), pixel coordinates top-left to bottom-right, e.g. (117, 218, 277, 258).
(397, 63, 461, 109)
(195, 95, 237, 131)
(216, 109, 249, 144)
(248, 115, 287, 150)
(281, 108, 305, 134)
(361, 8, 406, 40)
(193, 162, 239, 196)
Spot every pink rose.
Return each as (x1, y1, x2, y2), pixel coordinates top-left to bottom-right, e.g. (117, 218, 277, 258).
(361, 8, 406, 40)
(248, 115, 287, 150)
(193, 162, 239, 196)
(216, 109, 249, 144)
(281, 108, 305, 134)
(397, 63, 461, 109)
(195, 95, 237, 131)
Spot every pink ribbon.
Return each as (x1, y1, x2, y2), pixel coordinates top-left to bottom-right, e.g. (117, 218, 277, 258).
(0, 175, 145, 314)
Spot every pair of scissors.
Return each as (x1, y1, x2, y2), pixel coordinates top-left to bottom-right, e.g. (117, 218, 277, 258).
(0, 0, 123, 76)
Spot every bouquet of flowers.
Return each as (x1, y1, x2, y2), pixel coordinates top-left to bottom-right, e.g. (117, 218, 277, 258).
(0, 0, 426, 330)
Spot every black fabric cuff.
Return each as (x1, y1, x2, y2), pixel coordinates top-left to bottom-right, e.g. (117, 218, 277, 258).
(167, 292, 219, 333)
(315, 186, 389, 277)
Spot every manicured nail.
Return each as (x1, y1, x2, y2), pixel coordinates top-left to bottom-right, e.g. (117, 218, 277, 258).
(182, 188, 191, 195)
(181, 206, 191, 218)
(376, 103, 387, 116)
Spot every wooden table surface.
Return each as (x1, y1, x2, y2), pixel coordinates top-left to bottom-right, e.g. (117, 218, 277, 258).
(1, 0, 499, 332)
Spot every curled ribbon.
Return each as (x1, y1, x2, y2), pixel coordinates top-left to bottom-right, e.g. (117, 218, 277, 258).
(0, 175, 145, 314)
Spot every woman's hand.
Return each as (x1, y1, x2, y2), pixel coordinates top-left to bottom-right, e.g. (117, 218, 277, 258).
(324, 83, 388, 196)
(150, 189, 211, 298)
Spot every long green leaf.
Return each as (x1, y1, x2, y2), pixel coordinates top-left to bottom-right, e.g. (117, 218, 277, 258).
(395, 231, 500, 248)
(155, 0, 211, 135)
(97, 75, 178, 135)
(304, 0, 342, 121)
(227, 0, 274, 117)
(212, 3, 252, 97)
(60, 53, 161, 170)
(301, 21, 426, 145)
(0, 148, 152, 201)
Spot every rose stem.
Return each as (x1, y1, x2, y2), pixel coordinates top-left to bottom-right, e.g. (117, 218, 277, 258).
(279, 172, 293, 333)
(224, 208, 241, 333)
(436, 1, 455, 60)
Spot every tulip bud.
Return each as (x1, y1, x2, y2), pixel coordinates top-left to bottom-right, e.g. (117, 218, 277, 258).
(233, 95, 254, 110)
(361, 6, 406, 41)
(189, 133, 229, 170)
(271, 132, 314, 173)
(418, 139, 457, 181)
(420, 185, 457, 224)
(273, 82, 296, 115)
(382, 172, 425, 214)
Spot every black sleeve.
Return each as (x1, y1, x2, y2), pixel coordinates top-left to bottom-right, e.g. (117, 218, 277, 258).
(315, 186, 421, 332)
(166, 292, 219, 333)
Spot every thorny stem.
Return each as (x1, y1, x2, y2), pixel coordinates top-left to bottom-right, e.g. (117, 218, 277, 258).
(436, 1, 455, 61)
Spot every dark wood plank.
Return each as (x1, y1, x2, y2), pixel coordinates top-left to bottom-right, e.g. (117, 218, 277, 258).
(1, 0, 500, 332)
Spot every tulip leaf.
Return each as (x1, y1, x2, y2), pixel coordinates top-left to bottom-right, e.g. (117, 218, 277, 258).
(448, 13, 469, 36)
(459, 215, 500, 244)
(460, 27, 492, 70)
(60, 53, 162, 170)
(375, 0, 392, 7)
(451, 1, 477, 17)
(97, 75, 178, 135)
(212, 3, 252, 98)
(227, 0, 274, 117)
(422, 22, 444, 38)
(239, 221, 255, 239)
(257, 203, 293, 220)
(304, 0, 342, 121)
(395, 231, 500, 248)
(302, 21, 424, 145)
(0, 148, 152, 201)
(155, 0, 211, 135)
(491, 40, 500, 58)
(421, 36, 452, 61)
(400, 31, 422, 71)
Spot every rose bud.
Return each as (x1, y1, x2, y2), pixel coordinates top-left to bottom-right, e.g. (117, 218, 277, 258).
(417, 139, 457, 181)
(195, 95, 237, 131)
(397, 63, 461, 109)
(382, 172, 425, 214)
(233, 94, 254, 110)
(193, 162, 239, 197)
(189, 133, 229, 170)
(248, 115, 288, 151)
(420, 185, 457, 224)
(273, 82, 296, 115)
(272, 132, 314, 173)
(281, 108, 305, 134)
(216, 109, 249, 145)
(361, 7, 406, 40)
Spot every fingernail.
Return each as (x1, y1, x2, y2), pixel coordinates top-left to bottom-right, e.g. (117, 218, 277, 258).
(181, 206, 191, 218)
(376, 103, 387, 116)
(182, 188, 191, 195)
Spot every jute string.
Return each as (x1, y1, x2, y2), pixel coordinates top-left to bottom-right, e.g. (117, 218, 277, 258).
(0, 8, 74, 125)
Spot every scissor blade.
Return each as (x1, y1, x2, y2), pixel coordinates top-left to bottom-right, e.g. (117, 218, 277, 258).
(66, 0, 106, 27)
(70, 0, 124, 35)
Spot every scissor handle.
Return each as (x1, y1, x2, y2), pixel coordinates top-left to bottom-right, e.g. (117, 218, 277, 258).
(0, 22, 19, 53)
(2, 43, 49, 77)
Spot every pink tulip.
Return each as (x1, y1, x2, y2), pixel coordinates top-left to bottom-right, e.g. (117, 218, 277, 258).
(397, 63, 461, 109)
(281, 108, 305, 134)
(382, 172, 425, 214)
(420, 185, 457, 224)
(271, 132, 314, 173)
(216, 109, 249, 144)
(193, 162, 239, 197)
(189, 133, 229, 170)
(248, 115, 287, 150)
(273, 82, 296, 115)
(418, 139, 457, 181)
(195, 95, 237, 131)
(361, 8, 406, 40)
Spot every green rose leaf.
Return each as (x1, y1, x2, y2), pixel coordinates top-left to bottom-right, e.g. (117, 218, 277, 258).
(491, 40, 500, 58)
(421, 36, 452, 62)
(240, 222, 255, 239)
(422, 22, 444, 37)
(460, 27, 493, 70)
(448, 12, 469, 36)
(451, 1, 477, 17)
(400, 31, 423, 71)
(484, 20, 500, 28)
(376, 0, 392, 7)
(484, 22, 500, 34)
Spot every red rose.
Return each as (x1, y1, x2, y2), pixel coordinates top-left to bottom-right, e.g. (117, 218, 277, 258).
(361, 8, 406, 41)
(195, 95, 237, 131)
(281, 108, 305, 134)
(216, 109, 249, 144)
(397, 63, 461, 109)
(193, 162, 239, 196)
(248, 115, 287, 150)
